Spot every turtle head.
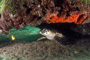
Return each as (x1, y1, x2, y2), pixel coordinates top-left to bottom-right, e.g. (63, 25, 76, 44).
(40, 29, 51, 36)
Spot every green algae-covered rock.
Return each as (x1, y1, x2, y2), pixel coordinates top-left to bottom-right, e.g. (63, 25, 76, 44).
(0, 0, 26, 14)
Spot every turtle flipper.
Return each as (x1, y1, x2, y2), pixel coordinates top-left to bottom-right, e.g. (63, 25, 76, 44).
(37, 36, 46, 41)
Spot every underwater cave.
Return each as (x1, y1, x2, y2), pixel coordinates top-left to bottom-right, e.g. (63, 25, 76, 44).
(0, 0, 90, 60)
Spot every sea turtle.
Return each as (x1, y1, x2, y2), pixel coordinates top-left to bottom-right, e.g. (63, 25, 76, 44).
(37, 28, 87, 45)
(37, 28, 65, 44)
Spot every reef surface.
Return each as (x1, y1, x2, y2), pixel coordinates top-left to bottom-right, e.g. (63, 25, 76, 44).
(0, 38, 90, 60)
(0, 0, 89, 34)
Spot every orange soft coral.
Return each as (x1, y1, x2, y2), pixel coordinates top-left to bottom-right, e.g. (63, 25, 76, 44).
(46, 13, 87, 24)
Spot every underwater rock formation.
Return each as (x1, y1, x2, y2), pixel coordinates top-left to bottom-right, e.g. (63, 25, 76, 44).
(0, 0, 89, 34)
(0, 38, 90, 60)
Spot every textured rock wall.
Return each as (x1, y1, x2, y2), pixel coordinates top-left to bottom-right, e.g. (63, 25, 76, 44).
(0, 0, 89, 34)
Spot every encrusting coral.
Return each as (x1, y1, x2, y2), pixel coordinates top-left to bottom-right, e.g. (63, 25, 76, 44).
(46, 13, 87, 24)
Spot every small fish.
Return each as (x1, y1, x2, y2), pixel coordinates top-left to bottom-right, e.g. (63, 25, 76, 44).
(11, 35, 15, 40)
(74, 50, 79, 54)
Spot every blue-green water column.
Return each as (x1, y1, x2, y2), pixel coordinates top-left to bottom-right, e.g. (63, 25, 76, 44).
(0, 26, 42, 42)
